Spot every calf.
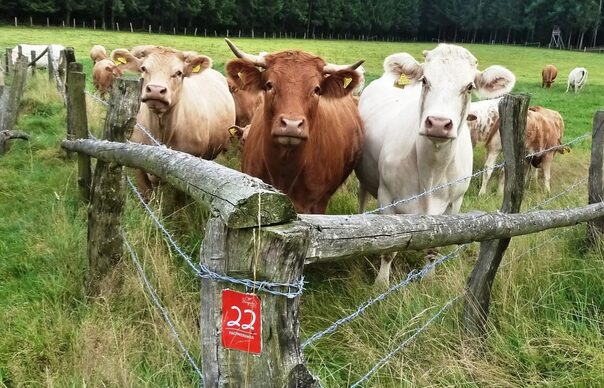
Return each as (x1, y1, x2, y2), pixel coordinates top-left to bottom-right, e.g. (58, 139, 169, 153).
(541, 64, 558, 88)
(92, 59, 123, 99)
(566, 67, 588, 93)
(90, 45, 107, 63)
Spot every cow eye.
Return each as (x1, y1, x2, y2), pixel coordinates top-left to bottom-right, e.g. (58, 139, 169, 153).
(140, 65, 147, 73)
(264, 81, 273, 91)
(313, 86, 321, 95)
(420, 76, 428, 86)
(466, 83, 475, 92)
(174, 70, 183, 78)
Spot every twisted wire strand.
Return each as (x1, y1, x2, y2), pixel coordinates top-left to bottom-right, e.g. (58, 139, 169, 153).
(126, 177, 304, 298)
(123, 232, 205, 383)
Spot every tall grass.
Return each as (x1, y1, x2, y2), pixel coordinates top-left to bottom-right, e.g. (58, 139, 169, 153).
(1, 27, 603, 386)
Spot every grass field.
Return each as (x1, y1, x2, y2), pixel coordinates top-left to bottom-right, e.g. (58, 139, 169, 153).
(1, 26, 604, 387)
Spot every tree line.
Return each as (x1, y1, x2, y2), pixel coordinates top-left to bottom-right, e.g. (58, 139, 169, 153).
(1, 0, 603, 48)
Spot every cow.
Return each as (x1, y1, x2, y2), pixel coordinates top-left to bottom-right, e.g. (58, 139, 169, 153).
(541, 64, 558, 88)
(228, 75, 263, 127)
(92, 59, 123, 99)
(468, 102, 566, 195)
(110, 47, 236, 197)
(566, 67, 588, 93)
(467, 97, 504, 195)
(525, 106, 567, 192)
(90, 45, 107, 63)
(355, 44, 516, 285)
(224, 38, 364, 214)
(10, 44, 65, 69)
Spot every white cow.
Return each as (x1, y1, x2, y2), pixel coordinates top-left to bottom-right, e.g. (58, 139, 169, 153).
(467, 97, 504, 196)
(566, 67, 587, 93)
(355, 44, 516, 285)
(11, 44, 65, 69)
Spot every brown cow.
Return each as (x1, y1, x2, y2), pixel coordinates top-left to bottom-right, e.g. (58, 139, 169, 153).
(525, 106, 567, 192)
(541, 64, 558, 88)
(225, 39, 364, 214)
(469, 102, 566, 194)
(227, 78, 263, 127)
(92, 59, 123, 99)
(111, 47, 236, 197)
(90, 45, 107, 63)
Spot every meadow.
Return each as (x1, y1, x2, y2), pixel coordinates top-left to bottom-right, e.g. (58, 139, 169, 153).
(1, 26, 604, 387)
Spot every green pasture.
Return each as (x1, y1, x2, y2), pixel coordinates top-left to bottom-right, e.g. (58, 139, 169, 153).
(1, 26, 604, 387)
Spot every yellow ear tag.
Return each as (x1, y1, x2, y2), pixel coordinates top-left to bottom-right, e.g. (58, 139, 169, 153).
(343, 77, 353, 89)
(115, 56, 127, 65)
(192, 64, 201, 73)
(394, 73, 411, 89)
(237, 71, 245, 82)
(562, 146, 571, 154)
(228, 126, 238, 138)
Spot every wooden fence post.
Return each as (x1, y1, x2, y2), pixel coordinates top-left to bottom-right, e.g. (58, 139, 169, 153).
(5, 48, 12, 75)
(1, 56, 28, 132)
(47, 45, 55, 83)
(30, 50, 36, 75)
(87, 78, 142, 295)
(464, 94, 530, 340)
(66, 62, 91, 202)
(200, 218, 318, 387)
(588, 111, 604, 245)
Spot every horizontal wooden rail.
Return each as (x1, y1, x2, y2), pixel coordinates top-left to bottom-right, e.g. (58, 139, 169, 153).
(60, 139, 296, 228)
(301, 202, 604, 263)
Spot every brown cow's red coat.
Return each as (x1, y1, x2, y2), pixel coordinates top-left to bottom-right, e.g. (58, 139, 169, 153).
(226, 51, 364, 214)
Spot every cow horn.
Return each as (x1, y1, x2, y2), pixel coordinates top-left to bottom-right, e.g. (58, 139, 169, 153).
(225, 38, 267, 68)
(323, 59, 365, 74)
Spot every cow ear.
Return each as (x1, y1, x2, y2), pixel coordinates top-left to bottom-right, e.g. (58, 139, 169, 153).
(475, 65, 516, 99)
(226, 60, 263, 91)
(104, 65, 112, 72)
(184, 55, 212, 77)
(467, 113, 478, 121)
(383, 53, 423, 82)
(321, 69, 360, 98)
(110, 49, 142, 72)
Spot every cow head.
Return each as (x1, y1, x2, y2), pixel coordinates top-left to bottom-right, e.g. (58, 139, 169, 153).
(111, 48, 212, 114)
(384, 44, 515, 142)
(225, 38, 363, 147)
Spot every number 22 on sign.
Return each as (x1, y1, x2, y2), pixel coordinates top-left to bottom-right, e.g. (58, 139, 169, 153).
(221, 289, 262, 354)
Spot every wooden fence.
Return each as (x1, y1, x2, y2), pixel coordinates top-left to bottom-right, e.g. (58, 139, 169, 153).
(58, 61, 604, 386)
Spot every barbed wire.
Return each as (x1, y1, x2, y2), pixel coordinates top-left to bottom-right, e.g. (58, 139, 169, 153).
(136, 122, 162, 146)
(84, 89, 110, 107)
(126, 177, 304, 298)
(302, 245, 468, 348)
(349, 293, 463, 388)
(527, 175, 588, 211)
(123, 231, 205, 384)
(365, 131, 591, 215)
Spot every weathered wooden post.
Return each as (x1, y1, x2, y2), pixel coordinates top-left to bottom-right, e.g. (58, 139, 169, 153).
(1, 56, 28, 132)
(47, 45, 55, 83)
(200, 217, 318, 387)
(464, 93, 530, 340)
(30, 50, 36, 75)
(588, 111, 604, 245)
(86, 78, 142, 295)
(5, 48, 12, 75)
(66, 62, 91, 202)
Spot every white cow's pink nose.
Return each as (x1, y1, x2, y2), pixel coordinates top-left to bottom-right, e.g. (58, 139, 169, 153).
(144, 84, 167, 100)
(425, 116, 453, 132)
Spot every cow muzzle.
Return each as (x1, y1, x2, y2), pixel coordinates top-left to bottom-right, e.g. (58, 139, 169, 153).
(142, 84, 170, 112)
(420, 116, 456, 142)
(272, 116, 308, 147)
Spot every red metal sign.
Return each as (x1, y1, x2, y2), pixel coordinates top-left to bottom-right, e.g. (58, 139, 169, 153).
(221, 289, 262, 354)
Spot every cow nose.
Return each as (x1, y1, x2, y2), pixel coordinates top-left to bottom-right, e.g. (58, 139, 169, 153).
(280, 117, 305, 134)
(145, 84, 167, 97)
(425, 116, 453, 132)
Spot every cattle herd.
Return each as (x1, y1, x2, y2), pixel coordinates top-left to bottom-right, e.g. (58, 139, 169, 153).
(76, 41, 586, 284)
